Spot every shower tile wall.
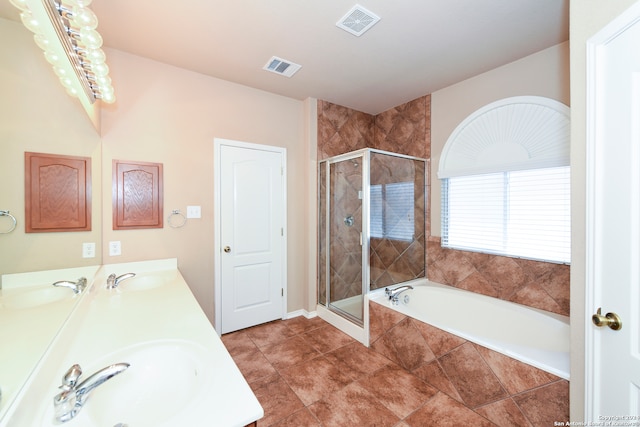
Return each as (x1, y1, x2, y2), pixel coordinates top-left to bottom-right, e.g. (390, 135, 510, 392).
(329, 160, 363, 302)
(372, 95, 430, 159)
(317, 100, 374, 160)
(369, 300, 570, 425)
(369, 153, 426, 290)
(317, 97, 570, 316)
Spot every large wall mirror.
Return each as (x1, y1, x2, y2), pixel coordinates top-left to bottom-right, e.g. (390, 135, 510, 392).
(0, 13, 103, 421)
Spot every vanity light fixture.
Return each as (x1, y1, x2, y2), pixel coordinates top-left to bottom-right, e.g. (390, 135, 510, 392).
(9, 0, 115, 104)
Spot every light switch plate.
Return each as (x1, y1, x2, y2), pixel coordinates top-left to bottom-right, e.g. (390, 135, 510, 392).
(82, 242, 95, 258)
(109, 241, 121, 256)
(187, 205, 201, 219)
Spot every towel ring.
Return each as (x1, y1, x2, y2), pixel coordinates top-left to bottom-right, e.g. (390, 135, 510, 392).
(168, 209, 187, 228)
(0, 210, 17, 234)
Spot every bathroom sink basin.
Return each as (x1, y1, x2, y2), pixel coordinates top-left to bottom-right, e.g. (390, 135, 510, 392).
(83, 340, 213, 427)
(1, 285, 74, 310)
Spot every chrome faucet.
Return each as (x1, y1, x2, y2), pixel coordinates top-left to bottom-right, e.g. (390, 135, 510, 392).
(52, 277, 87, 294)
(384, 285, 413, 305)
(106, 273, 136, 289)
(53, 362, 130, 423)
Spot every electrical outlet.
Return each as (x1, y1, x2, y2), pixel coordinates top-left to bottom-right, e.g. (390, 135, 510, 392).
(82, 242, 95, 258)
(109, 241, 121, 256)
(187, 205, 201, 219)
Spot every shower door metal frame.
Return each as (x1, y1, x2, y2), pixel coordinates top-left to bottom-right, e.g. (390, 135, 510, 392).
(320, 148, 371, 327)
(318, 148, 427, 345)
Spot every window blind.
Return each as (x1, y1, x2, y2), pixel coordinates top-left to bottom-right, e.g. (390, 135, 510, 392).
(370, 182, 414, 241)
(442, 166, 570, 263)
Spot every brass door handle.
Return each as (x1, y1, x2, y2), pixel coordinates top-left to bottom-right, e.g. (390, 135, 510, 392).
(592, 307, 622, 330)
(224, 246, 231, 253)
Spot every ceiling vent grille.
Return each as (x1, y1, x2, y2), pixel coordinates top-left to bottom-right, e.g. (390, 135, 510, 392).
(263, 56, 302, 77)
(336, 4, 380, 37)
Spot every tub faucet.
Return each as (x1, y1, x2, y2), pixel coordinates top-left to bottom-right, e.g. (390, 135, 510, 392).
(52, 277, 87, 294)
(106, 272, 136, 289)
(53, 362, 130, 423)
(385, 285, 413, 305)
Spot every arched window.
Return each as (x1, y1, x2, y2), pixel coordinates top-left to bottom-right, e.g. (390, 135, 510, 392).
(438, 96, 570, 263)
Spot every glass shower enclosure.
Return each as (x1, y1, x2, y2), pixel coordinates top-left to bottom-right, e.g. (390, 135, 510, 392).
(318, 148, 427, 344)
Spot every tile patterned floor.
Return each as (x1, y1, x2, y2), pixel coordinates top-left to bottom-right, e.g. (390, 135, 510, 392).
(222, 316, 505, 427)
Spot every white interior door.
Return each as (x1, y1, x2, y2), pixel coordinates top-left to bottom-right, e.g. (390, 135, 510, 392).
(586, 2, 640, 419)
(214, 139, 286, 334)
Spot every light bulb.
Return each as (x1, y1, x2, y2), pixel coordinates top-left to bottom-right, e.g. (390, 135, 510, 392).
(84, 48, 106, 64)
(78, 27, 102, 49)
(59, 76, 74, 88)
(8, 0, 30, 12)
(62, 0, 93, 7)
(71, 6, 98, 29)
(65, 85, 79, 98)
(90, 62, 109, 77)
(90, 74, 111, 86)
(53, 66, 70, 78)
(20, 11, 41, 34)
(44, 50, 63, 66)
(99, 91, 115, 104)
(33, 34, 52, 51)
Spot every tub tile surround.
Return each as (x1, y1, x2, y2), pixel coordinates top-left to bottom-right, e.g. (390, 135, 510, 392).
(369, 300, 569, 426)
(427, 236, 570, 317)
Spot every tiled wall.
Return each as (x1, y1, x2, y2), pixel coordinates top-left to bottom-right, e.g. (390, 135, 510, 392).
(428, 237, 570, 317)
(316, 96, 570, 317)
(372, 95, 430, 159)
(369, 152, 426, 290)
(317, 100, 374, 160)
(328, 159, 364, 302)
(369, 300, 569, 426)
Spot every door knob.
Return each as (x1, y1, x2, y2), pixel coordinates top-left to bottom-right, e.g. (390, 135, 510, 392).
(592, 307, 622, 330)
(224, 246, 231, 253)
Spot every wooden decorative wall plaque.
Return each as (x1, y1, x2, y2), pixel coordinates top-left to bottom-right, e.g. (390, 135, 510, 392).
(25, 152, 92, 233)
(112, 160, 163, 230)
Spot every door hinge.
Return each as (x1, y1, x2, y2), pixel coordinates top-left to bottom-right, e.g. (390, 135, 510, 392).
(281, 227, 284, 236)
(281, 288, 284, 297)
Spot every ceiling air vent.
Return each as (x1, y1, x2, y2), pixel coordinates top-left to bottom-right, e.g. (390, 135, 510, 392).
(263, 56, 302, 78)
(336, 4, 380, 37)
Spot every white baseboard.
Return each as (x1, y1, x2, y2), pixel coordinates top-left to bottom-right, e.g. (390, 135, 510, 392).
(285, 309, 318, 320)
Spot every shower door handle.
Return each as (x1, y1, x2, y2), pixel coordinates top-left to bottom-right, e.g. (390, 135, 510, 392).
(224, 246, 231, 253)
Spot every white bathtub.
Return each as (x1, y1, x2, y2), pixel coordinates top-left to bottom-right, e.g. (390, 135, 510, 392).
(369, 279, 570, 379)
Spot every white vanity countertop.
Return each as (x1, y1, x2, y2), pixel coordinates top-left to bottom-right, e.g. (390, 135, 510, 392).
(2, 259, 263, 427)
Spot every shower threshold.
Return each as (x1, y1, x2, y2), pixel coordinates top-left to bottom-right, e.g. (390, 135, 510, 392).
(317, 298, 368, 346)
(330, 295, 363, 323)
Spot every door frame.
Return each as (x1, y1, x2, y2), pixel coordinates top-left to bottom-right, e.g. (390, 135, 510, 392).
(584, 1, 640, 418)
(213, 138, 287, 335)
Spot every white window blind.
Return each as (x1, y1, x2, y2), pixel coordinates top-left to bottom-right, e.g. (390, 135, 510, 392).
(442, 166, 570, 263)
(370, 182, 414, 241)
